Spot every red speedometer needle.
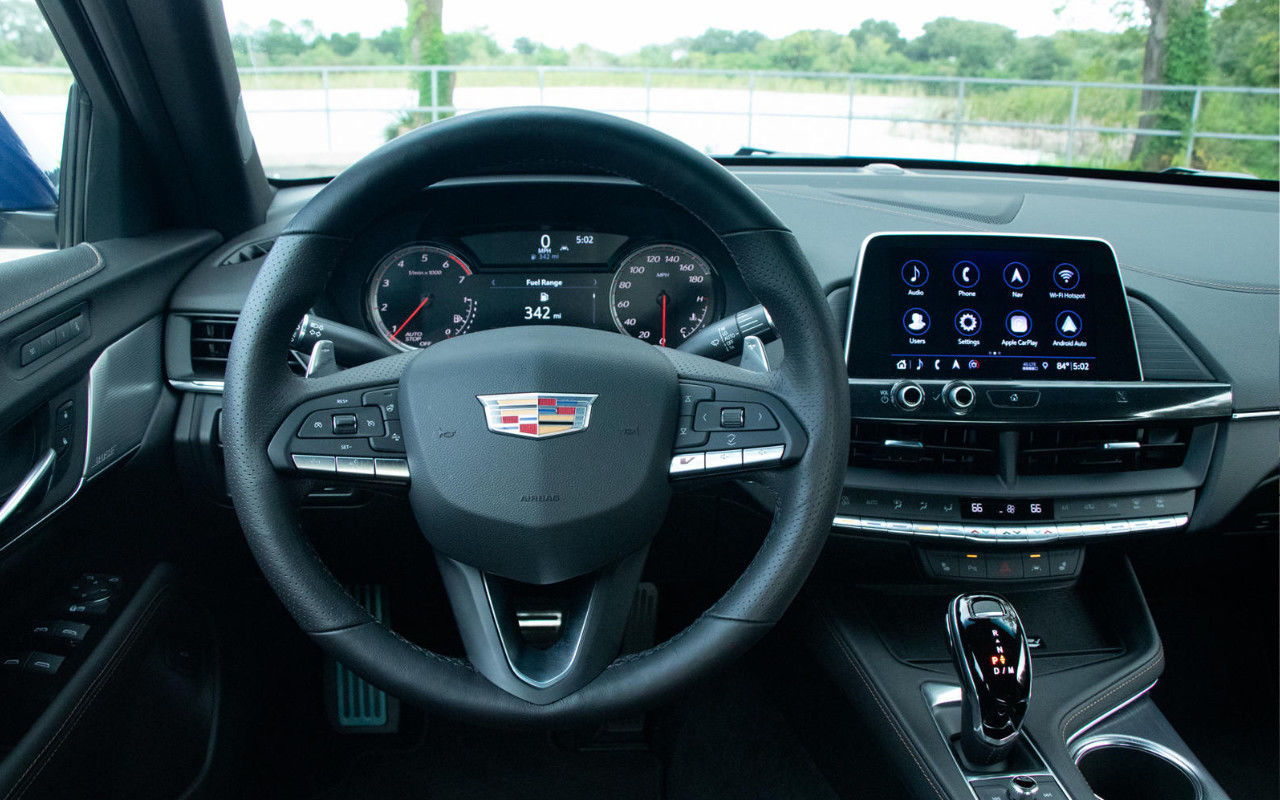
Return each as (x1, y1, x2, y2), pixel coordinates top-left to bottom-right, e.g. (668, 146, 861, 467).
(661, 293, 668, 347)
(390, 296, 430, 340)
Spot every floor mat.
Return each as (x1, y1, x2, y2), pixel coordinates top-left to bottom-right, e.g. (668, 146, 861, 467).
(309, 724, 662, 800)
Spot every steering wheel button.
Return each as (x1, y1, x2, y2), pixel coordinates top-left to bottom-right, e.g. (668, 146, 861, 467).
(332, 413, 358, 435)
(741, 445, 784, 465)
(705, 449, 744, 470)
(675, 417, 708, 449)
(362, 388, 399, 420)
(373, 458, 410, 480)
(336, 457, 376, 477)
(291, 454, 336, 473)
(677, 383, 714, 416)
(720, 407, 746, 428)
(669, 453, 705, 474)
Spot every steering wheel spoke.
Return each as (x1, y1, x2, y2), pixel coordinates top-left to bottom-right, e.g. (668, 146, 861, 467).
(266, 351, 417, 484)
(663, 350, 808, 487)
(436, 547, 648, 704)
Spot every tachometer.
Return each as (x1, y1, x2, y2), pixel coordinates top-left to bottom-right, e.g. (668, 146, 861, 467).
(368, 244, 477, 350)
(609, 244, 716, 346)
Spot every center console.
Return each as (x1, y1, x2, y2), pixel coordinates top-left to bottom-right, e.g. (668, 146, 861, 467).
(835, 233, 1231, 561)
(803, 232, 1238, 800)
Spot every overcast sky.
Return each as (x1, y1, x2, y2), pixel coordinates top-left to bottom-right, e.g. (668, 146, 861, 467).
(220, 0, 1132, 52)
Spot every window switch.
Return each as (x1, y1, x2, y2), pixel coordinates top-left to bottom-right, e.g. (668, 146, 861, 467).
(1, 653, 27, 669)
(23, 652, 65, 675)
(35, 620, 90, 642)
(65, 599, 110, 617)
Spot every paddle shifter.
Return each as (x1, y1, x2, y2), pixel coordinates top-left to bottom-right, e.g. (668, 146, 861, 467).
(946, 594, 1032, 766)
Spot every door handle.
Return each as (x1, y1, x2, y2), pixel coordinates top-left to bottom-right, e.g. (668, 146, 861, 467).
(0, 448, 56, 530)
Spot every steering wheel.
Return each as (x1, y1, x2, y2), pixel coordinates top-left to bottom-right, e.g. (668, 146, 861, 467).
(222, 107, 849, 726)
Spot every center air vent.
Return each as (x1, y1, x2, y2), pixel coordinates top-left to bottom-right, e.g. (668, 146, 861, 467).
(850, 421, 999, 474)
(1018, 424, 1191, 475)
(189, 317, 236, 376)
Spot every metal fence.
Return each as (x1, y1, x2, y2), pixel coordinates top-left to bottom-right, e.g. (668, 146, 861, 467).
(3, 64, 1277, 168)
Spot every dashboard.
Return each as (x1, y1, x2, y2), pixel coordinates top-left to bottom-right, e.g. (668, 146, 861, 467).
(164, 164, 1278, 556)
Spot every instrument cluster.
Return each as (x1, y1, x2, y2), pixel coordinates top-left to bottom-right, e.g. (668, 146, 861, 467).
(366, 232, 721, 350)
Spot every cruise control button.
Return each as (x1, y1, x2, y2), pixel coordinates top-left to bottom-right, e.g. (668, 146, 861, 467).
(373, 458, 410, 479)
(292, 454, 337, 473)
(669, 453, 705, 474)
(299, 407, 384, 439)
(331, 413, 358, 435)
(369, 420, 406, 452)
(335, 457, 376, 477)
(362, 388, 399, 420)
(741, 445, 785, 465)
(705, 449, 744, 470)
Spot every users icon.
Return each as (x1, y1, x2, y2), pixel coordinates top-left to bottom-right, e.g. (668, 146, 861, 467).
(903, 308, 931, 334)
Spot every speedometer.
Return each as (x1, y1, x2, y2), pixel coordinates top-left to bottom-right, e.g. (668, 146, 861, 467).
(609, 244, 716, 346)
(368, 244, 477, 350)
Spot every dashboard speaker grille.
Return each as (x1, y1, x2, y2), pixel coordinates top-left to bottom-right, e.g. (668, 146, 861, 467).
(1018, 424, 1191, 475)
(850, 421, 999, 473)
(189, 317, 237, 376)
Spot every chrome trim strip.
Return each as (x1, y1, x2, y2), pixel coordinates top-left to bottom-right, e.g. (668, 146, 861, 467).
(168, 379, 225, 394)
(843, 231, 1144, 382)
(831, 514, 1188, 541)
(1065, 681, 1156, 745)
(1070, 734, 1206, 800)
(1232, 409, 1280, 420)
(0, 449, 56, 529)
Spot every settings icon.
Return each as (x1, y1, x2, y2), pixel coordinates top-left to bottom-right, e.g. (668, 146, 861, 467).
(955, 309, 981, 336)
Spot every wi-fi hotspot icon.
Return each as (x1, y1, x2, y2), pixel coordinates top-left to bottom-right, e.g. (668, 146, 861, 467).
(1057, 268, 1075, 283)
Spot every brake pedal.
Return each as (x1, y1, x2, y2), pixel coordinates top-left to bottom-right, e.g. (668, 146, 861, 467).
(324, 584, 400, 733)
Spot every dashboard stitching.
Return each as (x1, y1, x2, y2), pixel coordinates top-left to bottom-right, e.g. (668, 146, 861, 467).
(818, 602, 948, 800)
(758, 186, 1280, 293)
(1057, 644, 1165, 744)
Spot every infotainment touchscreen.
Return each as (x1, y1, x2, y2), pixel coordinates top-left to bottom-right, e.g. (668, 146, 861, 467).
(846, 234, 1141, 381)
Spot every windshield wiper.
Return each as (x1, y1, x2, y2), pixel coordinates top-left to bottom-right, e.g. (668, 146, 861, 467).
(1160, 165, 1258, 180)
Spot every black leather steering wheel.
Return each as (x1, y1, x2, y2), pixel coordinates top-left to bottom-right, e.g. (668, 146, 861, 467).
(222, 107, 849, 726)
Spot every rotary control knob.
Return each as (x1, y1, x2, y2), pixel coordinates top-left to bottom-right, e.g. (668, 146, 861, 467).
(943, 381, 976, 412)
(891, 381, 925, 411)
(1008, 775, 1039, 799)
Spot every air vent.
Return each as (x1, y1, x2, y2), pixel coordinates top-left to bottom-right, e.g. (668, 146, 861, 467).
(189, 317, 236, 376)
(850, 421, 999, 474)
(219, 238, 274, 266)
(1018, 424, 1190, 475)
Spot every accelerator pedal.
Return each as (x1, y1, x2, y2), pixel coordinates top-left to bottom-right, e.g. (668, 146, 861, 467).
(324, 584, 400, 733)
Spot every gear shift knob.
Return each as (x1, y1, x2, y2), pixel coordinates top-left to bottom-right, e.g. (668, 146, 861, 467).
(946, 594, 1032, 765)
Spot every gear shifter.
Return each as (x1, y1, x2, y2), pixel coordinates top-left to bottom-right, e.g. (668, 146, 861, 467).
(946, 593, 1032, 765)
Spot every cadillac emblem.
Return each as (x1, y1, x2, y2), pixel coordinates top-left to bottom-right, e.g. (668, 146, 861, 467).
(477, 393, 597, 439)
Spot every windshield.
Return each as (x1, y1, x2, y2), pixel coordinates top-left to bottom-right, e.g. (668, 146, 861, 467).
(214, 0, 1278, 179)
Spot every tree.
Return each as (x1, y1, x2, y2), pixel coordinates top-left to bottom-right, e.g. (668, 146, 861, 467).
(0, 0, 64, 65)
(1130, 0, 1211, 167)
(907, 18, 1017, 75)
(405, 0, 452, 120)
(1213, 0, 1279, 86)
(849, 19, 906, 53)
